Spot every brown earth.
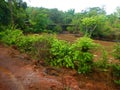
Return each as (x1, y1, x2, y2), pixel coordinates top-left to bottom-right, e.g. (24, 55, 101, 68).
(0, 34, 120, 90)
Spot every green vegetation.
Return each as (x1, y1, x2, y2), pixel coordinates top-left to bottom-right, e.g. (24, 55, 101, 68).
(71, 37, 96, 73)
(113, 43, 120, 59)
(0, 30, 96, 73)
(1, 0, 120, 39)
(0, 29, 23, 45)
(49, 39, 74, 68)
(112, 64, 120, 85)
(32, 34, 55, 61)
(0, 28, 120, 85)
(94, 48, 109, 70)
(0, 0, 120, 86)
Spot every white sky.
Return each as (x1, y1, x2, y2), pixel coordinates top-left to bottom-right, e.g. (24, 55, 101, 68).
(23, 0, 120, 14)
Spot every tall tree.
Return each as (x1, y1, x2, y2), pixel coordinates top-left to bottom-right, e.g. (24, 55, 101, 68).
(0, 0, 11, 28)
(81, 7, 106, 17)
(7, 0, 14, 25)
(48, 8, 64, 24)
(64, 9, 75, 24)
(5, 0, 27, 29)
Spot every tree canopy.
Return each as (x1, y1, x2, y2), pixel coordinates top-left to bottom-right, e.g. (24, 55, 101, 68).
(0, 1, 120, 39)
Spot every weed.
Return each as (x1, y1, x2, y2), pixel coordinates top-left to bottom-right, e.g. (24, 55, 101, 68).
(112, 43, 120, 59)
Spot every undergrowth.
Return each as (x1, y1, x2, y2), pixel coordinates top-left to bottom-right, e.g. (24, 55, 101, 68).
(112, 43, 120, 60)
(1, 29, 120, 84)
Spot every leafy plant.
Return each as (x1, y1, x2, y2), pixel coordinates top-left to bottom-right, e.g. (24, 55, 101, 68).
(53, 25, 62, 33)
(49, 39, 74, 68)
(94, 48, 109, 70)
(0, 29, 99, 74)
(114, 80, 120, 85)
(112, 64, 120, 85)
(72, 36, 96, 52)
(71, 36, 97, 73)
(112, 43, 120, 59)
(112, 64, 120, 77)
(75, 52, 93, 74)
(67, 26, 75, 33)
(32, 34, 55, 60)
(16, 35, 40, 53)
(0, 29, 23, 45)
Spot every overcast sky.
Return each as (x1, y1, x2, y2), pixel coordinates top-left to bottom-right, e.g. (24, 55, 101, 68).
(23, 0, 120, 14)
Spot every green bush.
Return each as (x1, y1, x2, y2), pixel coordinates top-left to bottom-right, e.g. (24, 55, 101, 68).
(0, 29, 23, 45)
(75, 52, 93, 74)
(43, 29, 54, 33)
(16, 35, 39, 53)
(114, 80, 120, 85)
(49, 39, 74, 68)
(0, 30, 99, 74)
(67, 26, 74, 33)
(71, 36, 97, 73)
(112, 64, 120, 85)
(71, 36, 96, 52)
(32, 34, 55, 60)
(94, 48, 109, 70)
(112, 64, 120, 77)
(53, 25, 62, 33)
(112, 43, 120, 59)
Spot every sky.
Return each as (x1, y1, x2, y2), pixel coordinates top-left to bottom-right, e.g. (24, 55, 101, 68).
(23, 0, 120, 14)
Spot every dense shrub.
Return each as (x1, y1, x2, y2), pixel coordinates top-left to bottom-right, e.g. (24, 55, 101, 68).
(112, 64, 120, 77)
(43, 29, 54, 33)
(16, 35, 39, 53)
(94, 48, 109, 70)
(112, 64, 120, 85)
(67, 26, 77, 33)
(74, 52, 93, 74)
(0, 29, 23, 45)
(71, 36, 97, 73)
(49, 39, 74, 68)
(112, 43, 120, 60)
(0, 30, 98, 74)
(32, 34, 55, 60)
(53, 25, 62, 33)
(72, 36, 96, 52)
(32, 35, 97, 73)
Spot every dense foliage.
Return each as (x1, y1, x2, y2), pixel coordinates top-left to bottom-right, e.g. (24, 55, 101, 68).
(0, 0, 120, 39)
(0, 0, 27, 31)
(71, 37, 97, 73)
(0, 0, 120, 85)
(113, 43, 120, 59)
(0, 29, 120, 85)
(112, 64, 120, 85)
(0, 29, 23, 45)
(0, 30, 97, 73)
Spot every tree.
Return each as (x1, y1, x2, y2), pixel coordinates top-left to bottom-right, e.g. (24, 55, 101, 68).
(33, 13, 50, 33)
(81, 15, 107, 37)
(0, 0, 11, 25)
(48, 8, 64, 24)
(0, 0, 11, 30)
(64, 9, 75, 24)
(81, 7, 106, 17)
(116, 7, 120, 17)
(4, 0, 27, 29)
